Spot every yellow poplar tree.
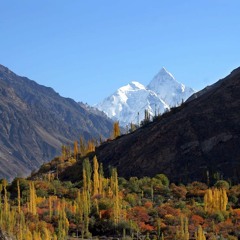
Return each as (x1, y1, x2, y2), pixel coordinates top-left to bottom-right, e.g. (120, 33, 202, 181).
(17, 211, 26, 240)
(93, 156, 99, 196)
(43, 227, 52, 240)
(82, 188, 90, 237)
(25, 228, 33, 240)
(195, 225, 206, 240)
(57, 201, 69, 240)
(33, 231, 41, 240)
(73, 141, 79, 159)
(83, 158, 92, 194)
(1, 179, 11, 233)
(87, 140, 95, 153)
(98, 163, 104, 196)
(76, 191, 84, 235)
(111, 168, 120, 225)
(17, 180, 21, 213)
(176, 216, 189, 240)
(3, 179, 9, 215)
(81, 158, 92, 237)
(112, 122, 120, 139)
(29, 181, 37, 215)
(204, 188, 228, 212)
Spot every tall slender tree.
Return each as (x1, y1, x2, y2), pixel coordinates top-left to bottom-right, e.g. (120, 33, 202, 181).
(195, 225, 206, 240)
(176, 216, 189, 240)
(73, 140, 79, 159)
(112, 121, 120, 139)
(29, 181, 37, 215)
(17, 180, 21, 213)
(111, 168, 120, 225)
(93, 156, 99, 196)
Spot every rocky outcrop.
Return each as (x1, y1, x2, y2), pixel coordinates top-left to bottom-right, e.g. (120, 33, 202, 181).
(95, 67, 240, 184)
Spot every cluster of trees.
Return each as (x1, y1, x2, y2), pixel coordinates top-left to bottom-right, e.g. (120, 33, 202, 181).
(112, 104, 187, 139)
(124, 102, 187, 134)
(1, 151, 240, 239)
(61, 120, 121, 161)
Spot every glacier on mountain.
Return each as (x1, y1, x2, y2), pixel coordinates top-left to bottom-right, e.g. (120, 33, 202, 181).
(96, 68, 195, 126)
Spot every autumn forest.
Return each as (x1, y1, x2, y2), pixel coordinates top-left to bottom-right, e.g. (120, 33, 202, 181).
(0, 130, 240, 240)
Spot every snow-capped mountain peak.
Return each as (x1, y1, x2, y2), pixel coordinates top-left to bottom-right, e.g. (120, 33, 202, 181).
(158, 67, 175, 79)
(148, 67, 177, 90)
(96, 68, 195, 126)
(96, 80, 169, 126)
(147, 67, 195, 106)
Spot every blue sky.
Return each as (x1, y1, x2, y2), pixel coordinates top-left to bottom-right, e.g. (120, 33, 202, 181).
(0, 1, 240, 105)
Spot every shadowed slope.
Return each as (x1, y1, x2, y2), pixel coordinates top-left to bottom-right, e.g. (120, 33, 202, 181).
(95, 67, 240, 184)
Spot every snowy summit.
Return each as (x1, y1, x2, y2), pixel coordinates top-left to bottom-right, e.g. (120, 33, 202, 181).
(96, 68, 195, 126)
(147, 67, 194, 107)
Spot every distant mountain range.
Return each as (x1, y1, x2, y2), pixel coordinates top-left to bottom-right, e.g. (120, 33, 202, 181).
(96, 67, 195, 126)
(0, 64, 113, 180)
(89, 67, 240, 184)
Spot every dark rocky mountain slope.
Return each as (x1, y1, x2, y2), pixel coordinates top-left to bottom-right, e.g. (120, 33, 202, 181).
(94, 67, 240, 184)
(0, 64, 113, 180)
